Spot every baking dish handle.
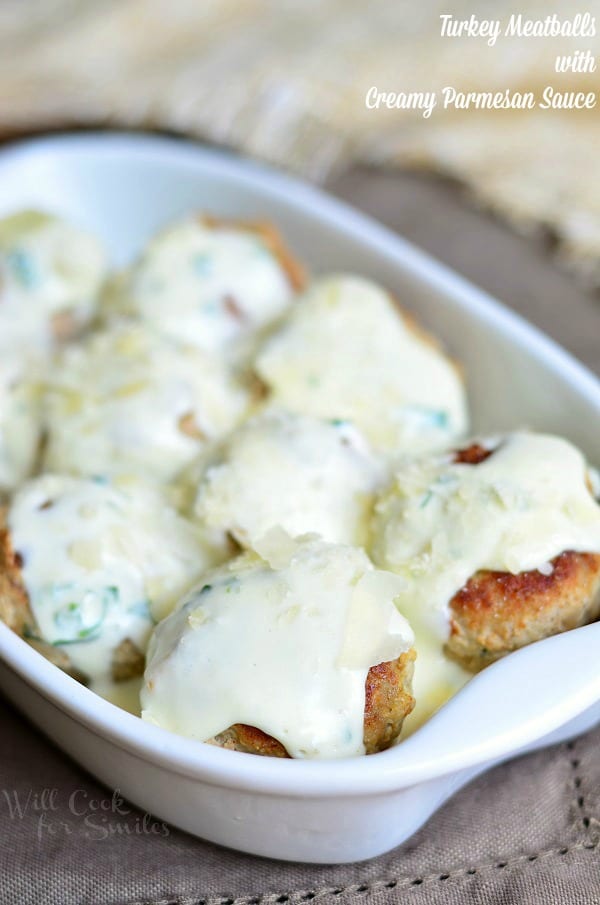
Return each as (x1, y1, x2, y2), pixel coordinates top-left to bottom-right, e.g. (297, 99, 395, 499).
(398, 621, 600, 773)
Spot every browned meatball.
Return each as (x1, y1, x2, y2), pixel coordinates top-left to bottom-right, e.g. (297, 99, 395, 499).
(446, 550, 600, 672)
(208, 648, 416, 757)
(0, 506, 33, 636)
(444, 443, 600, 672)
(363, 649, 416, 753)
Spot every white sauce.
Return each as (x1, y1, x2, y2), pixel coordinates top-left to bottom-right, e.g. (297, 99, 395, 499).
(43, 321, 252, 484)
(371, 432, 600, 642)
(398, 617, 471, 737)
(255, 275, 468, 454)
(141, 535, 414, 759)
(193, 410, 384, 549)
(0, 357, 41, 495)
(8, 210, 593, 746)
(95, 676, 143, 716)
(8, 474, 215, 687)
(108, 218, 294, 352)
(0, 210, 106, 354)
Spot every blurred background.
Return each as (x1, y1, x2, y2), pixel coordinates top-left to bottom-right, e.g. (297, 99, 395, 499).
(0, 0, 598, 366)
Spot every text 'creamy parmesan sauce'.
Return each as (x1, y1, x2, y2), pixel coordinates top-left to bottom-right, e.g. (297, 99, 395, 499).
(8, 475, 211, 693)
(142, 535, 414, 759)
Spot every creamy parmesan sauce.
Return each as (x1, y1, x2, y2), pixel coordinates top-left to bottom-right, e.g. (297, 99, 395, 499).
(10, 208, 595, 746)
(95, 676, 143, 716)
(141, 535, 414, 759)
(255, 275, 468, 454)
(0, 358, 41, 496)
(106, 218, 294, 353)
(371, 432, 600, 643)
(8, 474, 215, 690)
(193, 410, 384, 549)
(0, 210, 106, 354)
(399, 618, 471, 737)
(43, 321, 252, 484)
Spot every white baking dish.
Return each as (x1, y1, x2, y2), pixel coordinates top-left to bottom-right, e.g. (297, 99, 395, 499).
(0, 133, 598, 865)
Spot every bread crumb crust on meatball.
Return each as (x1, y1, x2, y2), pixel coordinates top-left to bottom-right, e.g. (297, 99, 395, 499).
(445, 443, 600, 672)
(446, 550, 600, 672)
(0, 506, 33, 637)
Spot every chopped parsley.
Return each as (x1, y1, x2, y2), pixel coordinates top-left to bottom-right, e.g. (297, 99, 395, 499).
(192, 252, 213, 276)
(7, 248, 39, 289)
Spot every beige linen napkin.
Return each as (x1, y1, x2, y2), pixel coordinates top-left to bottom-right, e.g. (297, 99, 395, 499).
(0, 0, 598, 285)
(0, 692, 598, 905)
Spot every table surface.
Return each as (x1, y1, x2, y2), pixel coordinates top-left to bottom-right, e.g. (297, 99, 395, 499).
(1, 164, 599, 905)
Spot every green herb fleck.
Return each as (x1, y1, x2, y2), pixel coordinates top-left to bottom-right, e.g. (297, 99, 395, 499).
(49, 585, 116, 646)
(403, 406, 449, 430)
(420, 491, 433, 509)
(128, 600, 152, 620)
(7, 248, 39, 289)
(53, 600, 105, 645)
(193, 252, 213, 276)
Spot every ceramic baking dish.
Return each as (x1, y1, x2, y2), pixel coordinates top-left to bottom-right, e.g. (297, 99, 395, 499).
(0, 132, 599, 865)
